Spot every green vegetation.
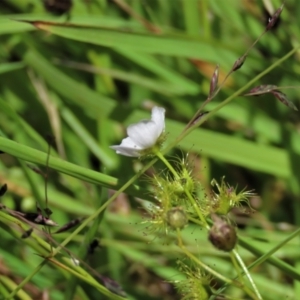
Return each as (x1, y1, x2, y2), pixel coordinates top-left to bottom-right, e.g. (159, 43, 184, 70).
(0, 1, 299, 299)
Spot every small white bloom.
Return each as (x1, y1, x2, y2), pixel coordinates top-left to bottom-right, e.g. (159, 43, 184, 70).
(110, 106, 166, 157)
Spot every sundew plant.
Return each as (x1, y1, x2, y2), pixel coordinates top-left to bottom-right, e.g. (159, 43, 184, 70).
(0, 0, 300, 299)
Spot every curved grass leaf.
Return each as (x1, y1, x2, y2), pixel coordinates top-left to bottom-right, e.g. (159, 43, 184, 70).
(21, 20, 238, 63)
(0, 136, 147, 199)
(23, 50, 116, 117)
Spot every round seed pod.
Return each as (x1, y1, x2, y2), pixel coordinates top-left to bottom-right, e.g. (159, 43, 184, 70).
(166, 207, 188, 229)
(208, 219, 237, 252)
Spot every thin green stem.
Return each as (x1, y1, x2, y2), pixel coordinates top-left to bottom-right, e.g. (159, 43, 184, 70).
(230, 251, 244, 283)
(179, 246, 236, 287)
(214, 227, 300, 297)
(229, 252, 257, 300)
(51, 167, 150, 256)
(45, 139, 51, 209)
(155, 151, 209, 228)
(184, 189, 209, 228)
(155, 150, 180, 180)
(0, 277, 31, 300)
(176, 228, 183, 247)
(182, 11, 282, 134)
(9, 159, 157, 298)
(6, 261, 47, 299)
(232, 249, 262, 300)
(168, 46, 300, 151)
(246, 227, 300, 271)
(177, 234, 258, 299)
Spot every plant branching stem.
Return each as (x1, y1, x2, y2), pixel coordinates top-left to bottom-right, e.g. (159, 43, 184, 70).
(155, 151, 209, 228)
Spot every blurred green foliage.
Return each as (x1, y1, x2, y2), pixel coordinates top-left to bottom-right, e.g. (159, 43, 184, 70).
(0, 0, 300, 299)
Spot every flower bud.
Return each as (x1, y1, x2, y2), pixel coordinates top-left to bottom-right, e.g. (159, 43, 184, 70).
(166, 207, 188, 229)
(208, 217, 237, 251)
(266, 4, 283, 31)
(232, 55, 246, 71)
(211, 177, 253, 215)
(209, 64, 219, 97)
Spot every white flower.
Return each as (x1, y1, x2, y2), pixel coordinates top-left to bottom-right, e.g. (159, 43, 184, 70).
(110, 106, 166, 157)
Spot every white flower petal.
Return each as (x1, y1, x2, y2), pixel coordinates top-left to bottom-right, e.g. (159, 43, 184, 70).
(117, 136, 142, 149)
(127, 106, 165, 148)
(151, 106, 165, 137)
(127, 120, 158, 148)
(110, 145, 141, 157)
(110, 137, 143, 157)
(110, 106, 166, 157)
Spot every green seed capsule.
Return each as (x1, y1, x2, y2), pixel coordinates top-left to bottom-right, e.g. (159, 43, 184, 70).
(166, 207, 188, 229)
